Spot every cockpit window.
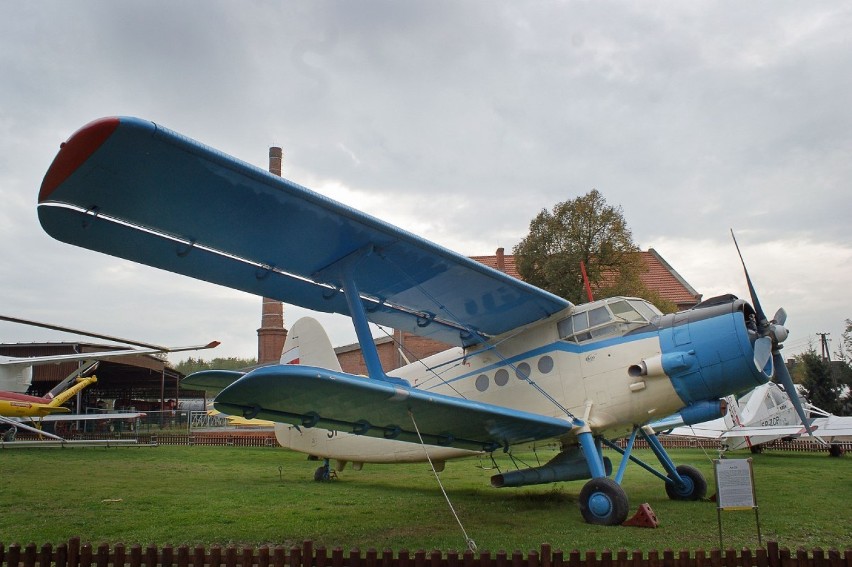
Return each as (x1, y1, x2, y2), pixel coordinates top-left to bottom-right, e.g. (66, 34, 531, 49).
(610, 300, 644, 322)
(589, 306, 611, 327)
(629, 299, 662, 321)
(558, 297, 660, 344)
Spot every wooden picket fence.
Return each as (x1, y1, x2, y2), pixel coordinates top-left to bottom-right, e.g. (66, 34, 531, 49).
(2, 539, 851, 567)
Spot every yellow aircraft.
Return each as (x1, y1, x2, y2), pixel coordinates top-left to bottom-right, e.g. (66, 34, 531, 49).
(0, 376, 97, 419)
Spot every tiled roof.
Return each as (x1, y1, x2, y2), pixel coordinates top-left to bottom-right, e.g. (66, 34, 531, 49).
(639, 249, 702, 307)
(470, 248, 701, 309)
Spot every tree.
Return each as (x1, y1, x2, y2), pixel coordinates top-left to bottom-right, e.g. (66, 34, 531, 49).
(835, 319, 852, 414)
(513, 189, 675, 311)
(794, 349, 843, 415)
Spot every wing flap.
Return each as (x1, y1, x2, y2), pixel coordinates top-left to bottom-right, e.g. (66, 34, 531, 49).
(214, 365, 574, 452)
(38, 117, 571, 346)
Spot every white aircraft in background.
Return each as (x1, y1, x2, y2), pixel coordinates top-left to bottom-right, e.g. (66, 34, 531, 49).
(37, 116, 811, 525)
(653, 381, 852, 455)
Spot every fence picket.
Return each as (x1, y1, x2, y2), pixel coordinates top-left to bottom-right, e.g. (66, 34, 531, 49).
(2, 539, 851, 567)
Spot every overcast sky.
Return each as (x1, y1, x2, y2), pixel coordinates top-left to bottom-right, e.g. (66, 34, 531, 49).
(1, 2, 850, 363)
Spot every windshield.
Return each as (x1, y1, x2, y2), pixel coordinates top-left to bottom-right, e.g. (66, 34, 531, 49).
(557, 297, 661, 344)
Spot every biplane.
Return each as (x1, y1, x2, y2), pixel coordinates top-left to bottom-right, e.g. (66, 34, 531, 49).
(35, 116, 808, 524)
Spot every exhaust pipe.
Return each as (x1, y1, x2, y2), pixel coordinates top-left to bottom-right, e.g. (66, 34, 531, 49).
(491, 447, 612, 488)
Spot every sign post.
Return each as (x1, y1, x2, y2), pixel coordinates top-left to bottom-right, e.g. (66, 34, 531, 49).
(713, 458, 761, 548)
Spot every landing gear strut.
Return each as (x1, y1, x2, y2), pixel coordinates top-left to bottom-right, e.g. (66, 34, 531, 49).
(313, 458, 337, 481)
(579, 427, 709, 525)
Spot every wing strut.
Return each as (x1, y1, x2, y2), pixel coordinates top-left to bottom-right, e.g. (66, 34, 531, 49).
(319, 244, 408, 386)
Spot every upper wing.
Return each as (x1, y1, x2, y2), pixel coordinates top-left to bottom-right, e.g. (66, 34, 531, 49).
(37, 117, 571, 347)
(213, 365, 575, 451)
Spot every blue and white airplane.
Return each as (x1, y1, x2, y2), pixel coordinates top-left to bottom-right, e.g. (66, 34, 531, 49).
(35, 117, 807, 525)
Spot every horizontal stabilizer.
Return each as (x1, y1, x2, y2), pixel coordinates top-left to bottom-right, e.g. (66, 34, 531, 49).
(182, 370, 246, 395)
(214, 365, 575, 452)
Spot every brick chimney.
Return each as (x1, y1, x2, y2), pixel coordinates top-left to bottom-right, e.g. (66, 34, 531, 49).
(257, 147, 288, 364)
(496, 247, 505, 272)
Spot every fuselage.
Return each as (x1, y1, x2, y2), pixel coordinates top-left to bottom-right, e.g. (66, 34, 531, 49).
(0, 391, 60, 418)
(393, 295, 767, 442)
(273, 295, 770, 465)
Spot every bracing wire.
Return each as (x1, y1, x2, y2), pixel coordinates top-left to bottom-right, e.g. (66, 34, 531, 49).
(379, 256, 579, 424)
(408, 410, 477, 552)
(374, 325, 469, 399)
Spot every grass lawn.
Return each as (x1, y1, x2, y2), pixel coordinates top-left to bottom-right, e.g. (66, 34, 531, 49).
(0, 445, 849, 552)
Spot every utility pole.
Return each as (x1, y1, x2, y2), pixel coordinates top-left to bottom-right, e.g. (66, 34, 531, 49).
(817, 332, 831, 362)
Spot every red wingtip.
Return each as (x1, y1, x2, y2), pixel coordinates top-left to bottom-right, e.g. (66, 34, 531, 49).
(38, 117, 121, 203)
(207, 341, 221, 349)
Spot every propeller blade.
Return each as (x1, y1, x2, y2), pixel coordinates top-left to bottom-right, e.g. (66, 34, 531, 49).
(773, 352, 814, 437)
(773, 307, 787, 326)
(753, 336, 773, 376)
(730, 230, 768, 325)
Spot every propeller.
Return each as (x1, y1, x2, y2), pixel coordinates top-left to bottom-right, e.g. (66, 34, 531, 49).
(731, 231, 814, 437)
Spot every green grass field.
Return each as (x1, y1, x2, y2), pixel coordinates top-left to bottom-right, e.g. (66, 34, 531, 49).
(0, 445, 849, 552)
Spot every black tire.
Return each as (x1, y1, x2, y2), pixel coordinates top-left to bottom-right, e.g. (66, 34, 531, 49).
(665, 464, 707, 500)
(579, 477, 629, 526)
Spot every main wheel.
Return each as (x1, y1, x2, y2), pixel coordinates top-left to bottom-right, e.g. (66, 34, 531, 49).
(579, 478, 629, 525)
(665, 464, 707, 500)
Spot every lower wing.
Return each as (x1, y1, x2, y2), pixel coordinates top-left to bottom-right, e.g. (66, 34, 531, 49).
(213, 365, 575, 452)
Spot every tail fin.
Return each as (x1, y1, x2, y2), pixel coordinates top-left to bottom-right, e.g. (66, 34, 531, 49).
(280, 317, 341, 371)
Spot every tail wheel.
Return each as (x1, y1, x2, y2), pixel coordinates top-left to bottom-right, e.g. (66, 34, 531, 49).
(579, 477, 629, 525)
(665, 464, 707, 500)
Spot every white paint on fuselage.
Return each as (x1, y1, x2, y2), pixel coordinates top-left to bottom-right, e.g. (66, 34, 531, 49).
(392, 310, 684, 441)
(272, 312, 686, 468)
(274, 422, 476, 467)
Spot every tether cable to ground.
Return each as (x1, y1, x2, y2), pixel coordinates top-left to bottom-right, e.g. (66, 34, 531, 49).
(408, 410, 477, 552)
